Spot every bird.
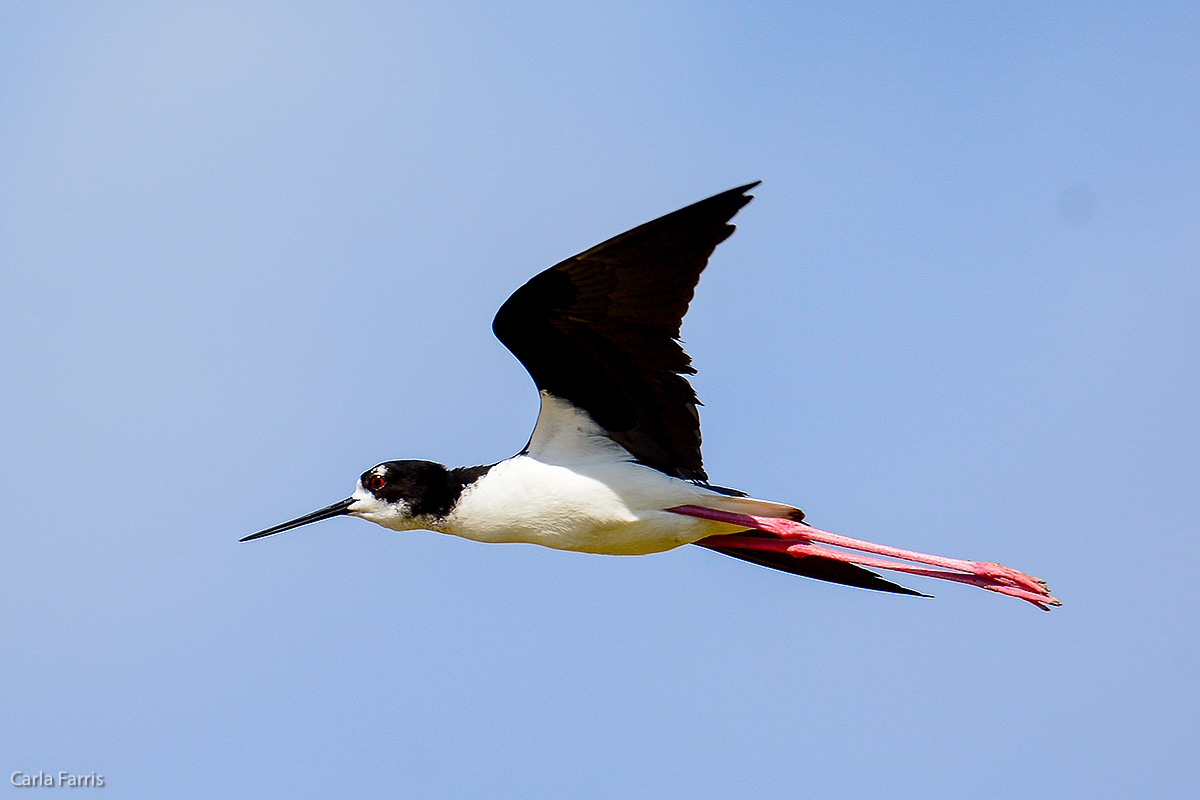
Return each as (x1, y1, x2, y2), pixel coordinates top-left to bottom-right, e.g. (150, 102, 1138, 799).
(242, 182, 1059, 609)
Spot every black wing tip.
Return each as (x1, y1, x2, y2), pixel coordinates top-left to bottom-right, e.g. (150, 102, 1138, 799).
(697, 542, 928, 597)
(712, 180, 760, 209)
(710, 182, 760, 232)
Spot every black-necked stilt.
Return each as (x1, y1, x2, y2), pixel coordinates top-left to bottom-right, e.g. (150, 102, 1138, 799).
(242, 183, 1058, 609)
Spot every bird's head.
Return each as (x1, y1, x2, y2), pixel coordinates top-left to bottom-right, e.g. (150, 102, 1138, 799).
(241, 460, 453, 541)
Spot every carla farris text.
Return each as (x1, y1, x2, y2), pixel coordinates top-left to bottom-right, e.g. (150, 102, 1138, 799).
(11, 771, 104, 788)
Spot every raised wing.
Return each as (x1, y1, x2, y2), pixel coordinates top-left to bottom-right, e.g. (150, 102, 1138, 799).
(492, 182, 759, 480)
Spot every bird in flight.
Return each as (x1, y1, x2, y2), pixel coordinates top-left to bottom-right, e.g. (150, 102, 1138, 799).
(242, 183, 1058, 609)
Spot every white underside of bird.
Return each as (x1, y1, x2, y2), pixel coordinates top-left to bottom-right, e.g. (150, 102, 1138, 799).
(348, 392, 801, 554)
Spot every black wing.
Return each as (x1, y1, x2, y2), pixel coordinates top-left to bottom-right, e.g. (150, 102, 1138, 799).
(695, 541, 927, 596)
(492, 182, 759, 481)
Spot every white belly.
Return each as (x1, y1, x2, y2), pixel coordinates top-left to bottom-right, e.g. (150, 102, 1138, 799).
(438, 455, 738, 555)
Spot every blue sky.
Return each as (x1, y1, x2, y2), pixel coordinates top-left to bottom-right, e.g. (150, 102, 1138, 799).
(2, 2, 1197, 797)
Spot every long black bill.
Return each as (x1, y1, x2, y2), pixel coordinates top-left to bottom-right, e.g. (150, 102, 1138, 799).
(240, 498, 356, 542)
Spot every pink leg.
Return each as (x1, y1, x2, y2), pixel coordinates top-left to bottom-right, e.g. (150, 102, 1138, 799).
(670, 505, 1059, 609)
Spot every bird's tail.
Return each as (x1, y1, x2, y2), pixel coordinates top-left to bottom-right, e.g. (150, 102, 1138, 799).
(688, 494, 924, 595)
(677, 501, 1059, 608)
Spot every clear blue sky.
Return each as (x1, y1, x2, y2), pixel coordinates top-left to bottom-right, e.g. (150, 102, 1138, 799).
(2, 2, 1197, 798)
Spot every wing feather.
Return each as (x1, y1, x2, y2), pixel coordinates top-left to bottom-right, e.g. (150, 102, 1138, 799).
(492, 183, 759, 480)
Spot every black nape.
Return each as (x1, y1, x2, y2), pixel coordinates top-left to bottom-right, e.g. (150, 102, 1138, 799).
(363, 460, 492, 519)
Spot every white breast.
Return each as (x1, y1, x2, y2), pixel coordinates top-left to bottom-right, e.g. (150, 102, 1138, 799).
(437, 391, 747, 553)
(438, 454, 735, 554)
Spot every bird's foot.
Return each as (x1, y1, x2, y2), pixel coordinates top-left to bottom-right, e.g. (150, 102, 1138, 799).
(670, 505, 1060, 609)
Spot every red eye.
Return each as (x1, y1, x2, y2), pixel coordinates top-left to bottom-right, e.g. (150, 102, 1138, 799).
(369, 475, 385, 490)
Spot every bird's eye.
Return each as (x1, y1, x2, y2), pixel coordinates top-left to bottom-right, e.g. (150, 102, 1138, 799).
(368, 475, 386, 491)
